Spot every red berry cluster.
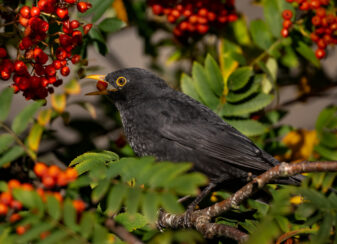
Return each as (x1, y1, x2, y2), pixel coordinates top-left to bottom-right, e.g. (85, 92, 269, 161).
(34, 162, 78, 188)
(0, 172, 85, 236)
(148, 0, 238, 37)
(282, 0, 337, 59)
(0, 0, 92, 100)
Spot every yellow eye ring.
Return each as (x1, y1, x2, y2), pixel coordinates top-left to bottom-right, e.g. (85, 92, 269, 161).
(116, 76, 127, 87)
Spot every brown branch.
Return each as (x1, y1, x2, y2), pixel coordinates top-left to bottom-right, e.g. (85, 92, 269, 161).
(158, 161, 337, 243)
(105, 218, 144, 244)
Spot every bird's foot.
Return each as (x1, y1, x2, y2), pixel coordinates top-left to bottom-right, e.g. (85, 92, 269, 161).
(183, 206, 195, 228)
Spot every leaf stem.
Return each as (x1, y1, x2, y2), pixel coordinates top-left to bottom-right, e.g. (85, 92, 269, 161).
(0, 121, 36, 162)
(250, 39, 283, 66)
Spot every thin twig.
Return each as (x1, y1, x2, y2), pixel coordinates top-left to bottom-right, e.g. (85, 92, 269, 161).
(0, 121, 36, 162)
(105, 218, 144, 244)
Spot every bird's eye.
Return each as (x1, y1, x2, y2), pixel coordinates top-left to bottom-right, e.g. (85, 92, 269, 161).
(116, 76, 127, 87)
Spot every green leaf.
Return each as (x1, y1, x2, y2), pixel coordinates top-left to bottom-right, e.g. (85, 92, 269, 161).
(142, 192, 159, 222)
(192, 62, 219, 109)
(12, 101, 44, 134)
(232, 17, 251, 45)
(92, 178, 110, 203)
(0, 87, 13, 121)
(263, 0, 283, 38)
(125, 188, 142, 214)
(205, 54, 224, 97)
(314, 144, 337, 161)
(169, 173, 207, 196)
(92, 223, 108, 244)
(180, 74, 201, 102)
(27, 123, 44, 152)
(79, 212, 95, 239)
(16, 222, 53, 243)
(89, 27, 105, 43)
(220, 93, 274, 117)
(63, 199, 78, 231)
(91, 0, 115, 23)
(281, 45, 299, 68)
(160, 192, 184, 214)
(228, 66, 253, 91)
(296, 41, 320, 67)
(226, 75, 261, 103)
(0, 146, 24, 167)
(115, 213, 147, 232)
(98, 17, 125, 33)
(322, 173, 337, 193)
(70, 151, 118, 166)
(12, 189, 42, 209)
(0, 134, 14, 154)
(226, 119, 268, 137)
(249, 20, 274, 50)
(46, 195, 61, 221)
(106, 183, 127, 215)
(316, 106, 337, 131)
(37, 230, 68, 244)
(319, 131, 337, 148)
(310, 214, 333, 244)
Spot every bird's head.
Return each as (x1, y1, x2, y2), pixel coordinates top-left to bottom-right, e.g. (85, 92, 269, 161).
(85, 68, 168, 102)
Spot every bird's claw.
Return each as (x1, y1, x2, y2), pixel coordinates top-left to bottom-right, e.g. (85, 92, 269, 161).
(183, 207, 194, 228)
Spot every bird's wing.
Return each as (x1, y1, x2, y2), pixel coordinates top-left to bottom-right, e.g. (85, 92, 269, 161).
(160, 122, 273, 171)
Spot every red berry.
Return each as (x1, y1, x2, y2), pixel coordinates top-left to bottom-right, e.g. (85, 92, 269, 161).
(197, 24, 209, 34)
(31, 7, 40, 17)
(56, 8, 69, 19)
(198, 8, 208, 17)
(283, 20, 292, 29)
(59, 34, 72, 47)
(8, 179, 21, 189)
(0, 48, 7, 58)
(19, 16, 29, 27)
(60, 66, 70, 76)
(0, 192, 12, 205)
(70, 20, 80, 29)
(77, 2, 89, 13)
(72, 199, 85, 212)
(96, 80, 108, 91)
(72, 30, 83, 43)
(18, 77, 30, 90)
(311, 16, 321, 26)
(45, 65, 56, 77)
(0, 203, 8, 216)
(299, 2, 310, 10)
(207, 12, 216, 21)
(65, 168, 78, 181)
(1, 71, 10, 80)
(282, 10, 293, 20)
(310, 32, 319, 42)
(53, 60, 62, 70)
(10, 213, 21, 223)
(83, 24, 92, 35)
(281, 28, 289, 37)
(56, 172, 68, 187)
(183, 9, 192, 17)
(65, 0, 77, 3)
(10, 200, 23, 210)
(310, 0, 320, 9)
(30, 76, 41, 88)
(21, 37, 33, 50)
(20, 6, 31, 18)
(16, 225, 27, 235)
(42, 176, 55, 188)
(316, 7, 326, 17)
(315, 48, 326, 59)
(71, 54, 81, 64)
(152, 4, 163, 15)
(21, 183, 33, 191)
(55, 48, 67, 61)
(14, 61, 27, 74)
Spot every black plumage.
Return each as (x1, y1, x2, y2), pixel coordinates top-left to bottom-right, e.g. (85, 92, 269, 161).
(99, 67, 299, 186)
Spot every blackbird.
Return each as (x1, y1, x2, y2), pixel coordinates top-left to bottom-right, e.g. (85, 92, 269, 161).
(86, 68, 300, 224)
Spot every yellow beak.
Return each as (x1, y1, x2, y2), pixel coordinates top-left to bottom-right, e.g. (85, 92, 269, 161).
(85, 74, 117, 95)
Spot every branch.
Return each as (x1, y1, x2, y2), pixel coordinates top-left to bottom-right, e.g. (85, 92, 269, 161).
(158, 161, 337, 242)
(105, 218, 144, 244)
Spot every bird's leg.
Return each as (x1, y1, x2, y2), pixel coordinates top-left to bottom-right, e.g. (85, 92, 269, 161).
(184, 182, 216, 228)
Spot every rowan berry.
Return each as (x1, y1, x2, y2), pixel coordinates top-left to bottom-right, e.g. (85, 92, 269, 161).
(20, 6, 31, 19)
(315, 48, 326, 59)
(56, 8, 68, 19)
(281, 28, 289, 37)
(72, 199, 86, 212)
(9, 213, 21, 223)
(31, 7, 41, 17)
(0, 48, 7, 58)
(34, 162, 48, 177)
(0, 192, 12, 205)
(16, 225, 28, 235)
(0, 203, 8, 215)
(42, 176, 55, 188)
(61, 66, 70, 76)
(8, 179, 21, 189)
(10, 200, 23, 210)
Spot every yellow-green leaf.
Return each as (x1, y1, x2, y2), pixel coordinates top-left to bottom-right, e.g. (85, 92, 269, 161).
(51, 94, 66, 114)
(37, 109, 52, 126)
(27, 123, 44, 152)
(65, 79, 81, 95)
